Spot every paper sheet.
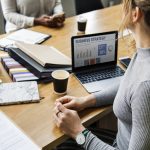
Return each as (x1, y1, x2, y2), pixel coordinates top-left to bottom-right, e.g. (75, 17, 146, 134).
(0, 111, 41, 150)
(0, 38, 15, 48)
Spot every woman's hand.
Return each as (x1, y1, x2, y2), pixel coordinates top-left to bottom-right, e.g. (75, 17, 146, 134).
(53, 102, 85, 139)
(55, 95, 97, 111)
(55, 96, 87, 111)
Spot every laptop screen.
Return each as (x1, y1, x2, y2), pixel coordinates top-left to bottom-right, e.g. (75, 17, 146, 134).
(71, 31, 118, 72)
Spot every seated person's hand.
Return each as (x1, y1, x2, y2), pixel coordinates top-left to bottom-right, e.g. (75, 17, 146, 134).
(53, 13, 65, 22)
(55, 96, 88, 111)
(34, 15, 51, 26)
(48, 13, 65, 27)
(34, 13, 65, 28)
(53, 102, 85, 139)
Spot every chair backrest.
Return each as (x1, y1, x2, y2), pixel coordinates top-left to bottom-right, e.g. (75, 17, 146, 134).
(75, 0, 103, 15)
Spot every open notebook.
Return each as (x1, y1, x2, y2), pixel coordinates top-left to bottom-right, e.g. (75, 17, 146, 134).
(0, 81, 40, 105)
(15, 42, 71, 68)
(7, 29, 51, 44)
(0, 29, 51, 50)
(0, 111, 41, 150)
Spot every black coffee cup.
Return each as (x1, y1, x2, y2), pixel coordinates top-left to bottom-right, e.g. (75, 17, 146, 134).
(77, 16, 87, 33)
(51, 70, 69, 95)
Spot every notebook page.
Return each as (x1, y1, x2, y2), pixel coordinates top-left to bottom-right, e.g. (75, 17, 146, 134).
(0, 38, 15, 48)
(0, 111, 41, 150)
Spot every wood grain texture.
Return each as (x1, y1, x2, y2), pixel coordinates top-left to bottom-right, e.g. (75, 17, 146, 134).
(0, 5, 135, 149)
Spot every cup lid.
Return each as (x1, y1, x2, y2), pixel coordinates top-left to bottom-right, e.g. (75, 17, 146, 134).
(51, 70, 69, 80)
(77, 16, 87, 22)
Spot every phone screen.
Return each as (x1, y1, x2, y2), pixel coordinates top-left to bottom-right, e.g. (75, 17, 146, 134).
(119, 57, 131, 68)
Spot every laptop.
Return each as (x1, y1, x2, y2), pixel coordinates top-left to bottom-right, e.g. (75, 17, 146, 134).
(71, 31, 125, 93)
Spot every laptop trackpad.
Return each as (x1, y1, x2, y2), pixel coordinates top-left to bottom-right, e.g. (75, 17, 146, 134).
(83, 77, 122, 93)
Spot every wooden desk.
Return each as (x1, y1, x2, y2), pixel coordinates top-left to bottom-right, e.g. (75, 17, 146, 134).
(0, 5, 134, 150)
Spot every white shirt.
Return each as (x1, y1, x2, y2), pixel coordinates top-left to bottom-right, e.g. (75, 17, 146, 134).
(1, 0, 63, 33)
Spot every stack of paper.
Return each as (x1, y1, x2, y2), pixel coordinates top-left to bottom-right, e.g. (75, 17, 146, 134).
(0, 111, 41, 150)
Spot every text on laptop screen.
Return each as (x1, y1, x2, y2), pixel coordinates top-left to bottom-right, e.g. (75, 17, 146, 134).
(73, 33, 116, 68)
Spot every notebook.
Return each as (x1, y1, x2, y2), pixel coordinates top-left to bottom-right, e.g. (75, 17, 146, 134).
(0, 29, 51, 50)
(0, 111, 41, 150)
(15, 42, 71, 68)
(71, 31, 125, 93)
(0, 81, 40, 105)
(7, 29, 51, 44)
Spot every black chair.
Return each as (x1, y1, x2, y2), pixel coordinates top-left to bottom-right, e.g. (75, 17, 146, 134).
(75, 0, 103, 15)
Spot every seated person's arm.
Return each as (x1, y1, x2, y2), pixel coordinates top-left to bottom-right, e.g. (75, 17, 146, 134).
(83, 81, 150, 150)
(94, 81, 120, 107)
(55, 81, 120, 111)
(53, 82, 120, 150)
(34, 0, 65, 28)
(1, 0, 34, 30)
(50, 0, 65, 27)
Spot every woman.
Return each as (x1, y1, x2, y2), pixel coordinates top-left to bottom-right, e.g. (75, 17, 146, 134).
(1, 0, 65, 33)
(53, 0, 150, 149)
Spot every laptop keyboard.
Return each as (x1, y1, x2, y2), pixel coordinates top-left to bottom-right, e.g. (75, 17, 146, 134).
(76, 66, 125, 84)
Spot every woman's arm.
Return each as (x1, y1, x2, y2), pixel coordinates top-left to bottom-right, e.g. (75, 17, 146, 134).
(83, 132, 118, 150)
(56, 81, 120, 111)
(1, 0, 34, 28)
(83, 81, 150, 150)
(128, 81, 150, 149)
(53, 103, 118, 150)
(94, 81, 120, 107)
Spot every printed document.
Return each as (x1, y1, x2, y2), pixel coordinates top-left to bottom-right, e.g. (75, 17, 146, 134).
(0, 111, 41, 150)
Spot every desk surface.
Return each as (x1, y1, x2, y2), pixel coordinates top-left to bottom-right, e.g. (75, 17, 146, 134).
(0, 5, 134, 150)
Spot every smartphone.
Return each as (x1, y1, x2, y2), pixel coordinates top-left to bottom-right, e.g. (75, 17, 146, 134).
(119, 57, 131, 68)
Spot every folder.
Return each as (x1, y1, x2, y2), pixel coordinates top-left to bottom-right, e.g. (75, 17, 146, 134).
(8, 48, 71, 79)
(15, 42, 71, 68)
